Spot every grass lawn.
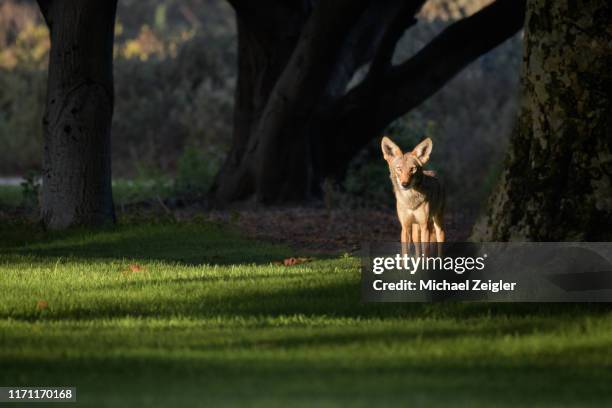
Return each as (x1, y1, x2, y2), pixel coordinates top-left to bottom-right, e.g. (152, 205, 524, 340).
(0, 179, 174, 210)
(0, 185, 22, 208)
(1, 220, 612, 407)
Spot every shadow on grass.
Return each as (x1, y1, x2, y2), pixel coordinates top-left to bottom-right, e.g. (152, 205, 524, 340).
(2, 355, 612, 406)
(0, 221, 303, 266)
(2, 220, 611, 321)
(16, 277, 612, 322)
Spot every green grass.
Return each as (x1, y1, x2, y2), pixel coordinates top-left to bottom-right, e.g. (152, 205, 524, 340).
(0, 185, 22, 208)
(1, 221, 612, 407)
(0, 180, 174, 210)
(111, 178, 176, 207)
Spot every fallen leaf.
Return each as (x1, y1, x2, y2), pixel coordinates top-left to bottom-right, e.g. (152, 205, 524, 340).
(282, 257, 314, 266)
(129, 264, 143, 273)
(36, 300, 48, 311)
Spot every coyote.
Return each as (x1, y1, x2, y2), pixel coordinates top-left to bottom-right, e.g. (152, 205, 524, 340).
(381, 136, 445, 251)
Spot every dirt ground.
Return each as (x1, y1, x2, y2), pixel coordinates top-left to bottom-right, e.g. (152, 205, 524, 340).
(205, 207, 477, 254)
(2, 201, 477, 254)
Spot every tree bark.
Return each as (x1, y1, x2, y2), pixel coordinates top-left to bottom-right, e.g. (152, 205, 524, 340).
(212, 0, 374, 204)
(38, 0, 117, 229)
(210, 1, 313, 203)
(472, 0, 612, 241)
(249, 0, 372, 204)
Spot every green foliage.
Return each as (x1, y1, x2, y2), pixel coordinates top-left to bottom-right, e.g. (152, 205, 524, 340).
(111, 144, 222, 206)
(153, 4, 168, 32)
(19, 170, 40, 209)
(110, 32, 235, 177)
(0, 0, 235, 179)
(0, 185, 21, 208)
(0, 68, 46, 174)
(112, 165, 174, 207)
(175, 145, 222, 197)
(1, 221, 612, 405)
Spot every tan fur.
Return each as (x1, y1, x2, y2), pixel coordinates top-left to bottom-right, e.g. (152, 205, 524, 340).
(381, 136, 445, 253)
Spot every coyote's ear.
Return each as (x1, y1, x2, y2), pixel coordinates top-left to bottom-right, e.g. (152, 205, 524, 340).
(411, 137, 433, 165)
(381, 136, 402, 162)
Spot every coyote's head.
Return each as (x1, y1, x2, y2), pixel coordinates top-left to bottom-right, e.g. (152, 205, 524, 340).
(381, 136, 433, 190)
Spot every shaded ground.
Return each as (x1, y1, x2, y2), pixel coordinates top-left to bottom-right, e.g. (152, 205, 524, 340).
(0, 181, 477, 254)
(0, 206, 475, 254)
(207, 207, 476, 253)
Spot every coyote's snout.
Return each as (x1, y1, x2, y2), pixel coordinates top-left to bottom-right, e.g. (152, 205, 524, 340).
(381, 136, 445, 251)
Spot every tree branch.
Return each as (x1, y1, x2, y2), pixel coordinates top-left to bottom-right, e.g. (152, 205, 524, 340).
(321, 0, 428, 110)
(321, 0, 407, 102)
(367, 1, 424, 79)
(323, 0, 526, 177)
(345, 0, 525, 131)
(380, 0, 526, 123)
(36, 0, 52, 25)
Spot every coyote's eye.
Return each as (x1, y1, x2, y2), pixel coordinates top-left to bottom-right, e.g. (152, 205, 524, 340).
(410, 167, 416, 173)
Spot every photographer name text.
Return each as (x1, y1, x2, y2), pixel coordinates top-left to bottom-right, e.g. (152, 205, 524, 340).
(373, 279, 517, 293)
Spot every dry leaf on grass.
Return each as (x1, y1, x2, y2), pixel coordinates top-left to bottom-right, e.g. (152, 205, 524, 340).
(122, 263, 147, 276)
(36, 300, 48, 310)
(281, 257, 314, 266)
(129, 264, 144, 273)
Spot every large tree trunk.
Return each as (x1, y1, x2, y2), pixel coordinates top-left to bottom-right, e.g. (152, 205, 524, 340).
(210, 1, 312, 203)
(211, 0, 378, 205)
(211, 0, 422, 205)
(38, 0, 117, 229)
(212, 0, 525, 206)
(473, 0, 612, 241)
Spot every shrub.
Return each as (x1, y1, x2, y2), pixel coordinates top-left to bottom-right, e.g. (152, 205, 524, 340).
(174, 145, 223, 197)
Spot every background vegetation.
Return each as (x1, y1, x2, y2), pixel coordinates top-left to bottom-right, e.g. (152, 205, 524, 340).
(0, 0, 520, 211)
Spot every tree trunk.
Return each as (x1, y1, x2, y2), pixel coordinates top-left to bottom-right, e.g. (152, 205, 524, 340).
(473, 0, 612, 241)
(212, 0, 419, 205)
(38, 0, 117, 229)
(210, 1, 312, 204)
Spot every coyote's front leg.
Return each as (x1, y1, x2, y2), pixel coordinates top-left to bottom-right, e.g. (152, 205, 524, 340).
(412, 206, 430, 256)
(400, 214, 414, 255)
(419, 222, 431, 256)
(411, 223, 420, 255)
